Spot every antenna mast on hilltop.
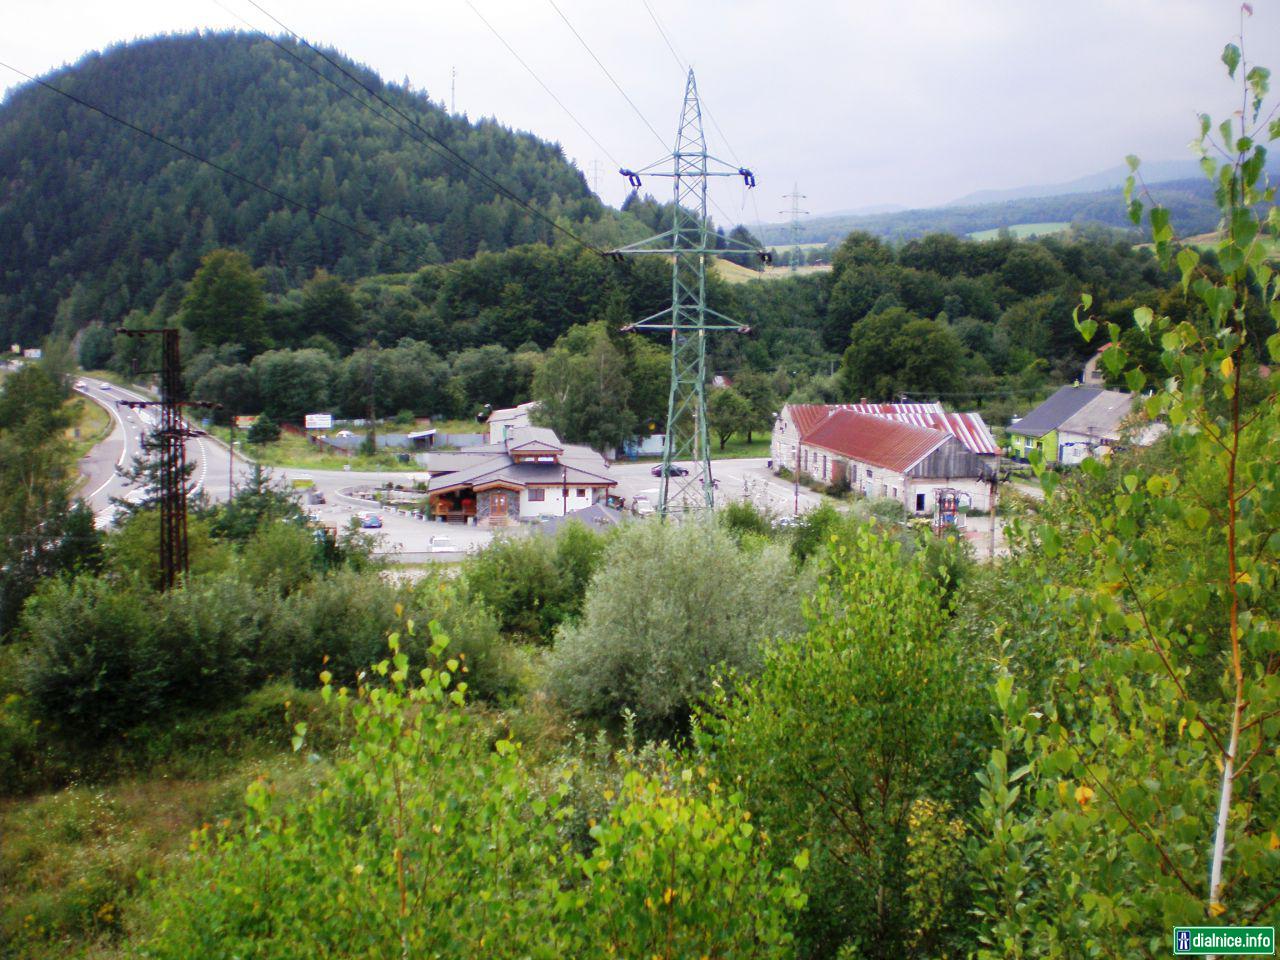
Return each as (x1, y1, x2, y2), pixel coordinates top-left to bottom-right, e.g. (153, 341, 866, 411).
(609, 69, 766, 517)
(781, 183, 808, 272)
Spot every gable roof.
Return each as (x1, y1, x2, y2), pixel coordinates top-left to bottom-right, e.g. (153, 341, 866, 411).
(845, 404, 998, 456)
(782, 402, 996, 455)
(1058, 390, 1135, 440)
(1008, 385, 1104, 437)
(427, 457, 614, 495)
(804, 410, 952, 473)
(785, 404, 836, 438)
(505, 425, 563, 452)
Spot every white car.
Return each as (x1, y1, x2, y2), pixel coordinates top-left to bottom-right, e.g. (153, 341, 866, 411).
(75, 379, 87, 389)
(631, 496, 656, 517)
(428, 536, 459, 553)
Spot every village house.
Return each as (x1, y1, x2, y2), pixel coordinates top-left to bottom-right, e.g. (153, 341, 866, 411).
(771, 404, 994, 514)
(484, 401, 539, 444)
(424, 425, 615, 526)
(1007, 385, 1154, 464)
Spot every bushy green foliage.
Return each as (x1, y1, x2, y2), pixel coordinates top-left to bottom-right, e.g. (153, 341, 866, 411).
(970, 41, 1280, 954)
(547, 521, 807, 735)
(460, 522, 606, 644)
(136, 628, 806, 958)
(699, 529, 979, 957)
(18, 573, 262, 740)
(718, 499, 774, 541)
(245, 412, 280, 445)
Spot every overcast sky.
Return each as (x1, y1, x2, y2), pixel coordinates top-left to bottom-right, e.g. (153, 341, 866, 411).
(4, 1, 1278, 220)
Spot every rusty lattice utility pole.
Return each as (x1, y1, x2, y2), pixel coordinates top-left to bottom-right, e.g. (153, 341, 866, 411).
(115, 327, 215, 590)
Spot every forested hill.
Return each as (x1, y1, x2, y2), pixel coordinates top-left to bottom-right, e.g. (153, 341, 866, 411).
(0, 31, 601, 345)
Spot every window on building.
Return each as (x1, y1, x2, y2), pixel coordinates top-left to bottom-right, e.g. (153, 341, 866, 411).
(892, 487, 897, 499)
(822, 455, 828, 477)
(850, 464, 858, 482)
(576, 488, 585, 497)
(916, 492, 926, 512)
(528, 489, 545, 502)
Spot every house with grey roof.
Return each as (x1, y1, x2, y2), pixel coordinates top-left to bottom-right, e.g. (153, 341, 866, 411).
(425, 425, 615, 527)
(1008, 385, 1147, 464)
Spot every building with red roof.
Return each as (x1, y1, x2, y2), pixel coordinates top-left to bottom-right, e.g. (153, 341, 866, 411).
(771, 403, 992, 514)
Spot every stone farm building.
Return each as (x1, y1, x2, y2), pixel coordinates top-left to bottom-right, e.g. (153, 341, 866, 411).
(771, 403, 997, 514)
(424, 425, 615, 526)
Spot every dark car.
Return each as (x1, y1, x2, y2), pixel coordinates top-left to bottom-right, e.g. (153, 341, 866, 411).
(650, 463, 689, 477)
(359, 514, 383, 529)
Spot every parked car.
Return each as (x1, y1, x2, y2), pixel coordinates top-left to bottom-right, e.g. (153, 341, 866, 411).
(650, 463, 689, 477)
(771, 515, 801, 530)
(631, 496, 656, 517)
(428, 536, 458, 553)
(306, 491, 326, 505)
(360, 514, 383, 529)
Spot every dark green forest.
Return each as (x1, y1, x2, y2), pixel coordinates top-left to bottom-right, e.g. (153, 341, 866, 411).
(0, 32, 606, 345)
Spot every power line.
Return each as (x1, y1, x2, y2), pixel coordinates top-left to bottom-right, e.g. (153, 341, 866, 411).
(463, 0, 621, 168)
(545, 0, 670, 151)
(239, 0, 607, 256)
(640, 0, 686, 75)
(538, 0, 754, 244)
(0, 58, 439, 272)
(635, 1, 774, 257)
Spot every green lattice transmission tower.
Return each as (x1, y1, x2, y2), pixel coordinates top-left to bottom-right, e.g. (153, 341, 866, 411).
(781, 183, 808, 272)
(611, 69, 764, 516)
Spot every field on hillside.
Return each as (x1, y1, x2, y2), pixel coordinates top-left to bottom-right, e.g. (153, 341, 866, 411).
(712, 257, 831, 284)
(967, 221, 1071, 240)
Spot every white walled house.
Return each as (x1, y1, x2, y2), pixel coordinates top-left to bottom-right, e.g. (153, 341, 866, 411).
(426, 426, 615, 526)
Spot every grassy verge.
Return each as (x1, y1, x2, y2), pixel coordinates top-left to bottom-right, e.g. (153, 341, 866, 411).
(66, 395, 113, 461)
(626, 436, 772, 464)
(0, 685, 339, 959)
(207, 426, 423, 473)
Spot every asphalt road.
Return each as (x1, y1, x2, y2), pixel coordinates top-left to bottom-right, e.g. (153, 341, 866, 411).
(76, 384, 823, 558)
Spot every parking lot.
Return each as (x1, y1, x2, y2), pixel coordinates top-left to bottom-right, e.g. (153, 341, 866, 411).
(608, 457, 824, 517)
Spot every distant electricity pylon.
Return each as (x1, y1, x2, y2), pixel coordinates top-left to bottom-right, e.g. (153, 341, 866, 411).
(781, 183, 808, 272)
(610, 68, 765, 517)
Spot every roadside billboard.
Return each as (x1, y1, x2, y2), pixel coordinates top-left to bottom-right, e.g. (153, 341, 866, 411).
(234, 415, 258, 429)
(304, 413, 334, 430)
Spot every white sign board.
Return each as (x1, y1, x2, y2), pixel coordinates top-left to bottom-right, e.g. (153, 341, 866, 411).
(304, 413, 334, 430)
(22, 348, 42, 359)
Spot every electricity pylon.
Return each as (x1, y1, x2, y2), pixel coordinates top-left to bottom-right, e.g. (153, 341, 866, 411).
(611, 68, 763, 517)
(781, 183, 808, 272)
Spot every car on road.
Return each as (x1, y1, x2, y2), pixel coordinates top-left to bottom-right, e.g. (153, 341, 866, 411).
(631, 496, 656, 517)
(650, 463, 689, 477)
(428, 535, 458, 553)
(360, 514, 383, 529)
(75, 379, 87, 389)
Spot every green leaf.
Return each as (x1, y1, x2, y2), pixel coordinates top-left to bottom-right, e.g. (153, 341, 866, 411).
(1223, 43, 1241, 78)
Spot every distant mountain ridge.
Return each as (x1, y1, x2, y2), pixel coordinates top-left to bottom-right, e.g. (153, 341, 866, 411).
(943, 159, 1208, 207)
(0, 32, 601, 345)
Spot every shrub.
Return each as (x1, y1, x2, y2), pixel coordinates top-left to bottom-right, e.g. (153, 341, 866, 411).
(697, 529, 980, 957)
(461, 523, 606, 644)
(718, 499, 773, 541)
(246, 414, 280, 445)
(136, 629, 805, 959)
(237, 520, 323, 597)
(547, 521, 807, 735)
(18, 575, 264, 741)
